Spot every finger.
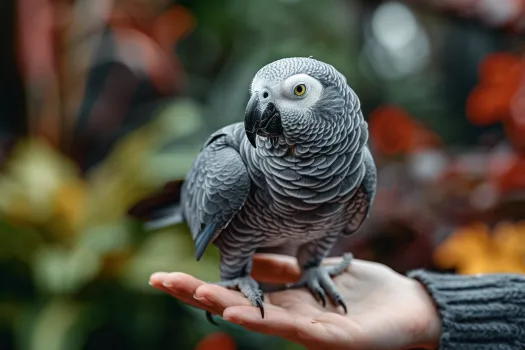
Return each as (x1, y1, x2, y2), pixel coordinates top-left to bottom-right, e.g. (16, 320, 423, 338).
(149, 272, 220, 314)
(251, 254, 301, 283)
(149, 272, 204, 297)
(194, 284, 282, 314)
(222, 306, 327, 345)
(251, 254, 352, 284)
(194, 284, 250, 310)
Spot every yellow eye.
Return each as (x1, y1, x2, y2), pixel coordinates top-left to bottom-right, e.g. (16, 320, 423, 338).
(293, 84, 307, 96)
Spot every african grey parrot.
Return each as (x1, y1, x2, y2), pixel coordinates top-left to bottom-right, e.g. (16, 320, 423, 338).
(128, 57, 377, 322)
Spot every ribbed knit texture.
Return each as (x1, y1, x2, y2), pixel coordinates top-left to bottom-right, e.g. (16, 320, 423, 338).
(408, 270, 525, 350)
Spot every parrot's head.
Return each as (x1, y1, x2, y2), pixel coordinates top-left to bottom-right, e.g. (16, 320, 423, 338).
(244, 57, 359, 149)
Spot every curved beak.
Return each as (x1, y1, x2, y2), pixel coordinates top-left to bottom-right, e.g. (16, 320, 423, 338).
(244, 95, 283, 148)
(244, 95, 260, 148)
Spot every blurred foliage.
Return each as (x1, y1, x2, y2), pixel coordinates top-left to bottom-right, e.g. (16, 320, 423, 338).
(434, 221, 525, 274)
(1, 0, 525, 349)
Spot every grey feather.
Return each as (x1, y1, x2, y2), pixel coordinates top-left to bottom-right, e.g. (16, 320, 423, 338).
(181, 127, 251, 259)
(142, 57, 376, 282)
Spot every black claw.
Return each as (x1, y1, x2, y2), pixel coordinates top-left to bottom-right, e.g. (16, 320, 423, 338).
(205, 311, 219, 326)
(255, 298, 265, 318)
(285, 282, 297, 289)
(338, 300, 348, 314)
(316, 290, 327, 307)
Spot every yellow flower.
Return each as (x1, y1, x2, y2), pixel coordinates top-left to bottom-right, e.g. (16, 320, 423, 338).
(434, 222, 525, 274)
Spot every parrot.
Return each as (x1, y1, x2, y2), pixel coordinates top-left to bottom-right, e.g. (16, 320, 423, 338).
(128, 57, 377, 323)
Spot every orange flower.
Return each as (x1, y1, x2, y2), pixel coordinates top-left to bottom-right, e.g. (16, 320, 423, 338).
(466, 53, 525, 126)
(195, 332, 236, 350)
(479, 53, 522, 86)
(368, 105, 440, 156)
(466, 85, 516, 125)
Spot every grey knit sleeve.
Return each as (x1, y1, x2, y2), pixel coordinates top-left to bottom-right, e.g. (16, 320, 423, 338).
(408, 270, 525, 350)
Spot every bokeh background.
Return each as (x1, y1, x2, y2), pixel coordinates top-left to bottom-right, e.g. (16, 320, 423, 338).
(1, 0, 525, 349)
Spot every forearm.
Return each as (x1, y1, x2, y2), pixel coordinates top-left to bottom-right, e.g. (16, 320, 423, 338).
(408, 270, 525, 350)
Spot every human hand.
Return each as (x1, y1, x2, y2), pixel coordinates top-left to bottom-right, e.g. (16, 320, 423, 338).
(149, 254, 442, 350)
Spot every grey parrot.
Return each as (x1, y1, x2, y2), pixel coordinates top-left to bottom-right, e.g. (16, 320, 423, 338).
(128, 57, 377, 323)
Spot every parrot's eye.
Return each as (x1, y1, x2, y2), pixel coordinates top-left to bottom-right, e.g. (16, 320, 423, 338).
(293, 83, 307, 96)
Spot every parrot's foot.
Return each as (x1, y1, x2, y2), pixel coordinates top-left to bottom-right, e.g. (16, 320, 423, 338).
(204, 276, 264, 325)
(286, 253, 353, 314)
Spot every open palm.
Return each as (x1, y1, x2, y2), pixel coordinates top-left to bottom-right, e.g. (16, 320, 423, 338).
(149, 254, 441, 350)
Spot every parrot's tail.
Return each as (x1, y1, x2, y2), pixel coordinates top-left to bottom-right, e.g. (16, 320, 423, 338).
(127, 179, 185, 230)
(143, 205, 184, 231)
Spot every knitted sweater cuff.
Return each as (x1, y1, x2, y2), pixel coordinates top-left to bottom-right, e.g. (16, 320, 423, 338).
(407, 270, 525, 350)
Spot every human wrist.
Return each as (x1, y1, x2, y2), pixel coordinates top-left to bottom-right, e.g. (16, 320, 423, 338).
(407, 278, 442, 349)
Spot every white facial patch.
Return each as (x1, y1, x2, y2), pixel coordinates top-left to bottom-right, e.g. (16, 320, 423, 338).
(251, 73, 324, 111)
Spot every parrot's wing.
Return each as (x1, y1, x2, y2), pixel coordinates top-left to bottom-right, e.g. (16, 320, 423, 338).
(183, 131, 251, 261)
(343, 147, 377, 236)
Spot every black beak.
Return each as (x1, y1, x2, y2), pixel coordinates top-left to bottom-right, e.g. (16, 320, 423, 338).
(244, 95, 283, 148)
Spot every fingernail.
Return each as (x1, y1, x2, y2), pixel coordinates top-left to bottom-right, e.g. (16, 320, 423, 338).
(162, 281, 172, 288)
(150, 272, 168, 279)
(223, 317, 243, 324)
(193, 295, 212, 306)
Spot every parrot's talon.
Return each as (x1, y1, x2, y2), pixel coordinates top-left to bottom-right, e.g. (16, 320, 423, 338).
(210, 276, 265, 319)
(255, 298, 265, 318)
(286, 254, 353, 313)
(338, 300, 348, 314)
(205, 311, 219, 326)
(284, 281, 296, 289)
(316, 289, 327, 307)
